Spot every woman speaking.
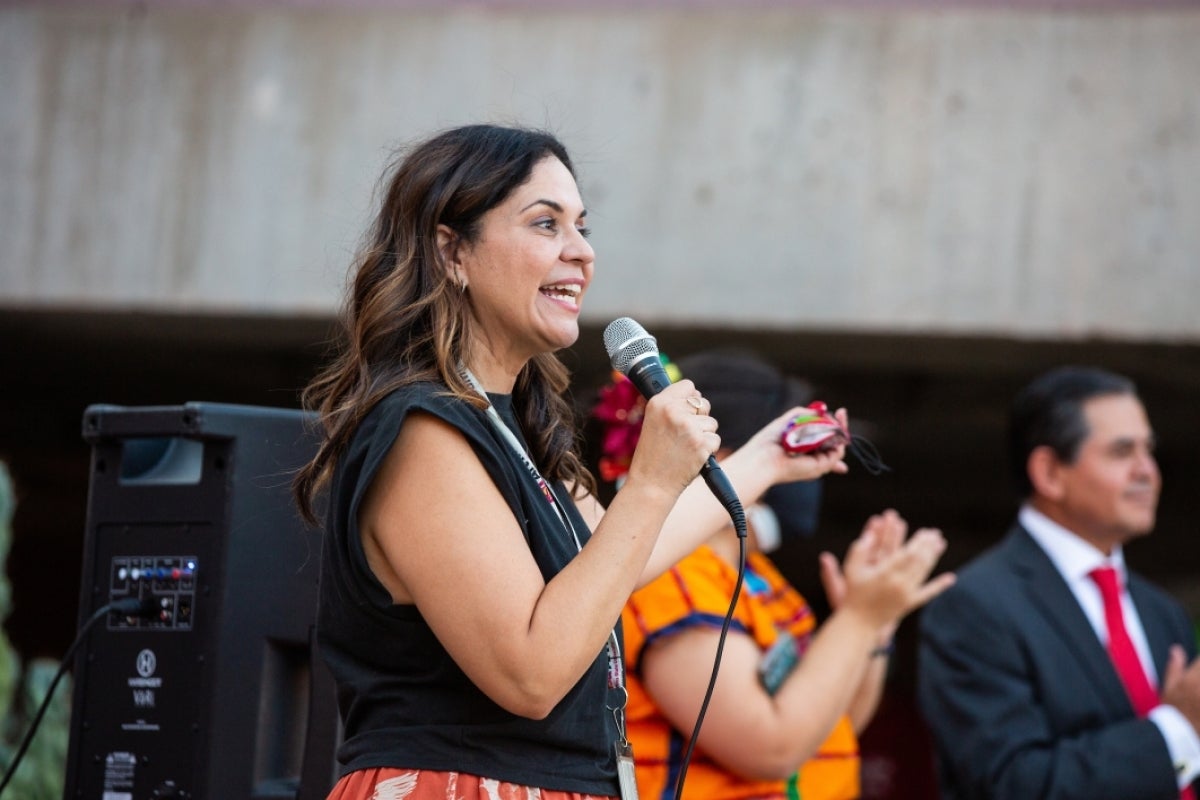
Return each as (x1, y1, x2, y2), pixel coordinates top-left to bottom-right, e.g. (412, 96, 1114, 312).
(292, 124, 914, 800)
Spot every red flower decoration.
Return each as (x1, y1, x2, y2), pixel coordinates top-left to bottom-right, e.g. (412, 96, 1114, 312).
(591, 355, 680, 484)
(592, 371, 645, 482)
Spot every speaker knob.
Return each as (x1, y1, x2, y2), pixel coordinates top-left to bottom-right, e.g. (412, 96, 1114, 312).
(151, 780, 189, 798)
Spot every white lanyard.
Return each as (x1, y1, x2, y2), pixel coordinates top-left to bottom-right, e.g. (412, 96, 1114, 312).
(458, 369, 629, 708)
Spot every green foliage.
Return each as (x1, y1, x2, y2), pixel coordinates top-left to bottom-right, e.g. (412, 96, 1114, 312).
(0, 462, 71, 799)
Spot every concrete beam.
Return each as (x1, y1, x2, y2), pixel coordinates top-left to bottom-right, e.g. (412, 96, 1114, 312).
(2, 5, 1197, 340)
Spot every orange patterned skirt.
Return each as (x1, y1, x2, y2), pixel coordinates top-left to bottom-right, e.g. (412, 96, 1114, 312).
(327, 768, 619, 800)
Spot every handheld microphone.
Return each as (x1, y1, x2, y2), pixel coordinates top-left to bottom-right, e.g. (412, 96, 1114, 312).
(602, 317, 745, 527)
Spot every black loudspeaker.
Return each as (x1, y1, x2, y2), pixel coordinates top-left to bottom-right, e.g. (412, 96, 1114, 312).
(63, 403, 339, 800)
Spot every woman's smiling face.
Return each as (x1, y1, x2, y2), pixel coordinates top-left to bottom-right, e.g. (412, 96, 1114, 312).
(454, 155, 595, 379)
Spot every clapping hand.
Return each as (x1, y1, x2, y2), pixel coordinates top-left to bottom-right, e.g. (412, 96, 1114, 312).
(822, 509, 955, 633)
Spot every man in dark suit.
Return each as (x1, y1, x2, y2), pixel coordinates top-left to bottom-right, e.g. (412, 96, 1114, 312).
(917, 366, 1200, 799)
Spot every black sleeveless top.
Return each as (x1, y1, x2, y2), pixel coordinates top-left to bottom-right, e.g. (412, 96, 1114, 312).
(317, 382, 621, 794)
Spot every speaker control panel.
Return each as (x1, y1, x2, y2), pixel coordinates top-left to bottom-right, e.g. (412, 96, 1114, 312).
(108, 556, 198, 630)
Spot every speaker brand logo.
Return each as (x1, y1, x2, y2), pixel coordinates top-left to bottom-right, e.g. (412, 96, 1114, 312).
(129, 648, 162, 709)
(136, 649, 156, 678)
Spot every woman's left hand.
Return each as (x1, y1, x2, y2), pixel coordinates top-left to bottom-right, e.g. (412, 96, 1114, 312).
(742, 405, 850, 484)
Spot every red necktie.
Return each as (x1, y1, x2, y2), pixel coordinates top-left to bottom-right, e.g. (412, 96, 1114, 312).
(1090, 566, 1158, 715)
(1090, 566, 1195, 799)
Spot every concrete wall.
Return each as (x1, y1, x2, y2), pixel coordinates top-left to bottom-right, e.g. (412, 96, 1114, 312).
(2, 4, 1198, 340)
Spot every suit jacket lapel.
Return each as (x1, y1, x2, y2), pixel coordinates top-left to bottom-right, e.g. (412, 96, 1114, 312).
(1128, 577, 1173, 686)
(1005, 525, 1135, 715)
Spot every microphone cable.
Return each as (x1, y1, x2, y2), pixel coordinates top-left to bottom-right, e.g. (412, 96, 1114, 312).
(672, 510, 748, 800)
(601, 317, 753, 798)
(0, 596, 156, 797)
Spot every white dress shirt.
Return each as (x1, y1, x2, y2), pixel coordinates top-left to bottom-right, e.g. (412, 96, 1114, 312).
(1021, 504, 1200, 789)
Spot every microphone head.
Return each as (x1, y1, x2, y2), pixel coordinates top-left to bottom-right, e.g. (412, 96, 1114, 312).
(603, 317, 659, 376)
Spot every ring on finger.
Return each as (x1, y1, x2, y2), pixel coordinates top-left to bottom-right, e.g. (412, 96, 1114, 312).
(687, 395, 704, 413)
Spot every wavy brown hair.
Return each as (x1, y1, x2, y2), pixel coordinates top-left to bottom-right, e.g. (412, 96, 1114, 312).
(294, 124, 597, 525)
